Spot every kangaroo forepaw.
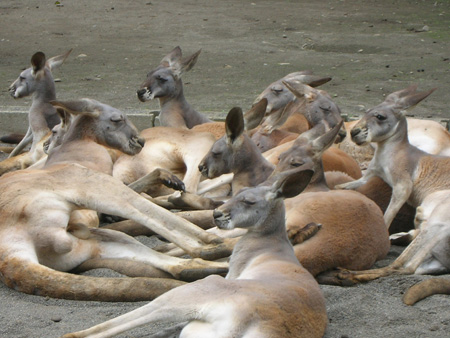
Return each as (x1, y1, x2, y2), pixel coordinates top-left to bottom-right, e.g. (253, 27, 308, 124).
(316, 268, 359, 286)
(288, 222, 321, 245)
(179, 266, 229, 282)
(158, 169, 186, 191)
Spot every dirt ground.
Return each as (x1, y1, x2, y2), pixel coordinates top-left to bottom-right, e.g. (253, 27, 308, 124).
(0, 0, 449, 337)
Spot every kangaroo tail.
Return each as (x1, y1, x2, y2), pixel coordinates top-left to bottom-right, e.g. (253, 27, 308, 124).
(0, 133, 25, 144)
(403, 278, 450, 305)
(0, 257, 185, 302)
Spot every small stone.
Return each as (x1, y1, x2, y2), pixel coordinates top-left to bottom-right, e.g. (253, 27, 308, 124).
(51, 317, 62, 323)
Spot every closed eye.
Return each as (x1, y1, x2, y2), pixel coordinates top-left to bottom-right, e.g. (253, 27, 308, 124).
(110, 116, 124, 123)
(243, 199, 256, 205)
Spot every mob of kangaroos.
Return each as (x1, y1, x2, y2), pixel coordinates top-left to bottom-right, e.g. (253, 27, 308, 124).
(0, 46, 448, 338)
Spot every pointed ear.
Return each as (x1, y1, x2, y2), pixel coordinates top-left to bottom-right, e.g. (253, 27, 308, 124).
(31, 52, 46, 76)
(270, 168, 314, 200)
(286, 72, 332, 88)
(386, 85, 437, 112)
(225, 107, 245, 144)
(50, 99, 101, 117)
(160, 46, 183, 67)
(55, 108, 71, 128)
(169, 48, 201, 78)
(244, 98, 267, 131)
(283, 80, 317, 101)
(179, 49, 201, 73)
(262, 100, 297, 134)
(46, 48, 72, 71)
(310, 120, 343, 153)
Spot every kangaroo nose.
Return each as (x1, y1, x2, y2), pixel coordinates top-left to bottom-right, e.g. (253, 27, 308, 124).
(198, 163, 205, 172)
(136, 88, 147, 97)
(350, 127, 361, 139)
(337, 129, 347, 142)
(213, 209, 223, 219)
(137, 137, 145, 148)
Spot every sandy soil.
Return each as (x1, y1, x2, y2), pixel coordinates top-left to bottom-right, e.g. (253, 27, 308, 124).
(0, 1, 449, 337)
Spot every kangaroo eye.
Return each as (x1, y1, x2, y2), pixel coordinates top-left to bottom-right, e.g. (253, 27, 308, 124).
(110, 115, 124, 123)
(156, 75, 167, 82)
(375, 114, 386, 121)
(243, 199, 256, 205)
(271, 84, 284, 94)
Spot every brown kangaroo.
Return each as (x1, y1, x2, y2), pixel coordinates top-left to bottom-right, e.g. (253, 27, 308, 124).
(326, 85, 450, 304)
(0, 99, 235, 302)
(60, 169, 328, 338)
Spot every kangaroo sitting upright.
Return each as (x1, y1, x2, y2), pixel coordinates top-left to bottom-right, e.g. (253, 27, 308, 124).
(136, 46, 212, 128)
(7, 49, 72, 159)
(328, 85, 450, 305)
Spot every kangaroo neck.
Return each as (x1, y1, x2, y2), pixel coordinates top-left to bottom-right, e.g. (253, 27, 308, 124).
(306, 160, 329, 192)
(233, 138, 275, 183)
(376, 118, 410, 155)
(227, 207, 296, 279)
(158, 80, 186, 108)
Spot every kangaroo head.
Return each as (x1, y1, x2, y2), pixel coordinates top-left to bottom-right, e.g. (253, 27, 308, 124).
(9, 49, 72, 100)
(50, 99, 145, 155)
(43, 108, 72, 154)
(253, 71, 332, 115)
(274, 120, 344, 175)
(213, 168, 313, 232)
(137, 46, 201, 102)
(199, 107, 245, 178)
(350, 85, 437, 145)
(283, 79, 346, 142)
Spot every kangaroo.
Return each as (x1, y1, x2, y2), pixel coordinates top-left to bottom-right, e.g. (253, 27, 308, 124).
(60, 169, 328, 338)
(259, 79, 361, 179)
(0, 99, 235, 301)
(270, 121, 389, 276)
(136, 46, 212, 128)
(251, 75, 347, 148)
(197, 110, 389, 277)
(7, 49, 72, 159)
(324, 85, 450, 303)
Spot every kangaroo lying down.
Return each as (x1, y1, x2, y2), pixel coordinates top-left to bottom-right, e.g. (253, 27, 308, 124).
(61, 169, 328, 338)
(0, 99, 232, 302)
(329, 85, 450, 304)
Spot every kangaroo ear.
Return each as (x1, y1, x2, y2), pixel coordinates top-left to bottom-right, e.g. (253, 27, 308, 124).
(179, 49, 201, 73)
(46, 48, 72, 71)
(160, 46, 183, 67)
(385, 85, 437, 112)
(225, 107, 245, 144)
(283, 80, 317, 102)
(244, 98, 267, 131)
(50, 99, 101, 117)
(31, 52, 46, 77)
(285, 72, 332, 88)
(55, 108, 70, 128)
(310, 120, 344, 153)
(271, 168, 314, 200)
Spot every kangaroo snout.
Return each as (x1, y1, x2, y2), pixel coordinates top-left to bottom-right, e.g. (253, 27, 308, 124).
(136, 88, 147, 100)
(198, 162, 207, 175)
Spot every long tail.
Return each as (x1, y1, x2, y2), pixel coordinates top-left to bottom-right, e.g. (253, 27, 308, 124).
(403, 278, 450, 305)
(0, 133, 25, 144)
(0, 257, 185, 302)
